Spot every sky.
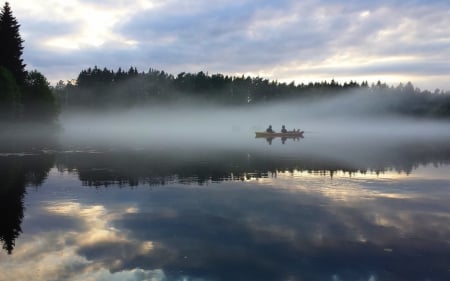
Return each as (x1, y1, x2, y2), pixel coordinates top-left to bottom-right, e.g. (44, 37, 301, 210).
(8, 0, 450, 90)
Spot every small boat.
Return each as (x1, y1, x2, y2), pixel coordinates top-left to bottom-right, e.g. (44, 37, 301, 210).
(255, 131, 304, 138)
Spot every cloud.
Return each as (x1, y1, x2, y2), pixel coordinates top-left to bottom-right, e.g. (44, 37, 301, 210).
(9, 0, 450, 90)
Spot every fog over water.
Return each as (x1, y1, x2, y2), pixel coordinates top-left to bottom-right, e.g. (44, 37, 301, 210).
(2, 90, 450, 173)
(58, 92, 450, 164)
(61, 101, 450, 144)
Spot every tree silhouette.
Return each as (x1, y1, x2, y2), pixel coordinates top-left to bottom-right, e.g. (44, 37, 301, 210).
(0, 175, 25, 254)
(0, 155, 54, 254)
(55, 65, 450, 117)
(0, 2, 58, 123)
(0, 2, 26, 85)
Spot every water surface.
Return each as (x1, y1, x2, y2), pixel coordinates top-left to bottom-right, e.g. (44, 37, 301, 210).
(1, 127, 450, 281)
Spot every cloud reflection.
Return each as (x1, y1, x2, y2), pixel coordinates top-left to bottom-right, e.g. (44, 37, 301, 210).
(0, 201, 161, 281)
(110, 182, 450, 280)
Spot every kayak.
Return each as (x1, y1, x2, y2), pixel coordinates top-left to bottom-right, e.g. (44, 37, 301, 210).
(255, 131, 304, 138)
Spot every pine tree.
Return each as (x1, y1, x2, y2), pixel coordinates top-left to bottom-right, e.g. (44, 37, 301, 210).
(0, 2, 26, 85)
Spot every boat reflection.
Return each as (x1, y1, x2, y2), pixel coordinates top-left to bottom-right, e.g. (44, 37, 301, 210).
(255, 131, 304, 145)
(260, 136, 304, 145)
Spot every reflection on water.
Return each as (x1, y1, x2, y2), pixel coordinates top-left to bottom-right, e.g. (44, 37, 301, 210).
(48, 134, 450, 186)
(0, 154, 54, 254)
(1, 135, 450, 280)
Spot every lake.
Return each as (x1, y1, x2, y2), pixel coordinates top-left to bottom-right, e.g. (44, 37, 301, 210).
(1, 122, 450, 281)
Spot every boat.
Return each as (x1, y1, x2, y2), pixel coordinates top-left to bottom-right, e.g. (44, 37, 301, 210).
(255, 131, 304, 138)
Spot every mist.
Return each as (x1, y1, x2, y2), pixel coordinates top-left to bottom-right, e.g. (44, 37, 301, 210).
(56, 90, 450, 169)
(2, 86, 449, 173)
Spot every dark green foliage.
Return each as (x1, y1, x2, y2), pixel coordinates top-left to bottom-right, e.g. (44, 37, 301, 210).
(21, 70, 59, 122)
(0, 2, 26, 85)
(0, 66, 20, 119)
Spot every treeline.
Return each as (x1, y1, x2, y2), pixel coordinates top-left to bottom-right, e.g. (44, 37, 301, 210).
(54, 65, 450, 117)
(0, 2, 58, 124)
(57, 66, 370, 107)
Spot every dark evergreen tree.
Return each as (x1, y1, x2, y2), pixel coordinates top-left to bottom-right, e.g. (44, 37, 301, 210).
(0, 2, 26, 84)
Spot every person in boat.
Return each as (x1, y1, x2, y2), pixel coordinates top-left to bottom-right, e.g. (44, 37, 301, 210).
(281, 125, 287, 133)
(266, 125, 274, 133)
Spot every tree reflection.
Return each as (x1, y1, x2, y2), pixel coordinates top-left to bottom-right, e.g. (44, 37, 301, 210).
(0, 155, 54, 254)
(53, 137, 450, 187)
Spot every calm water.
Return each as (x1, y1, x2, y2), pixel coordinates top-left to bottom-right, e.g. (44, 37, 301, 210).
(1, 130, 450, 281)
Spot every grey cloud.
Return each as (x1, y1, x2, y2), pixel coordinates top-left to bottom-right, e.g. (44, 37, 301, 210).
(112, 1, 377, 68)
(20, 19, 79, 39)
(280, 59, 450, 77)
(15, 0, 450, 89)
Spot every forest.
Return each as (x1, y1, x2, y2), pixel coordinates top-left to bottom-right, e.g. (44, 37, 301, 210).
(54, 66, 450, 118)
